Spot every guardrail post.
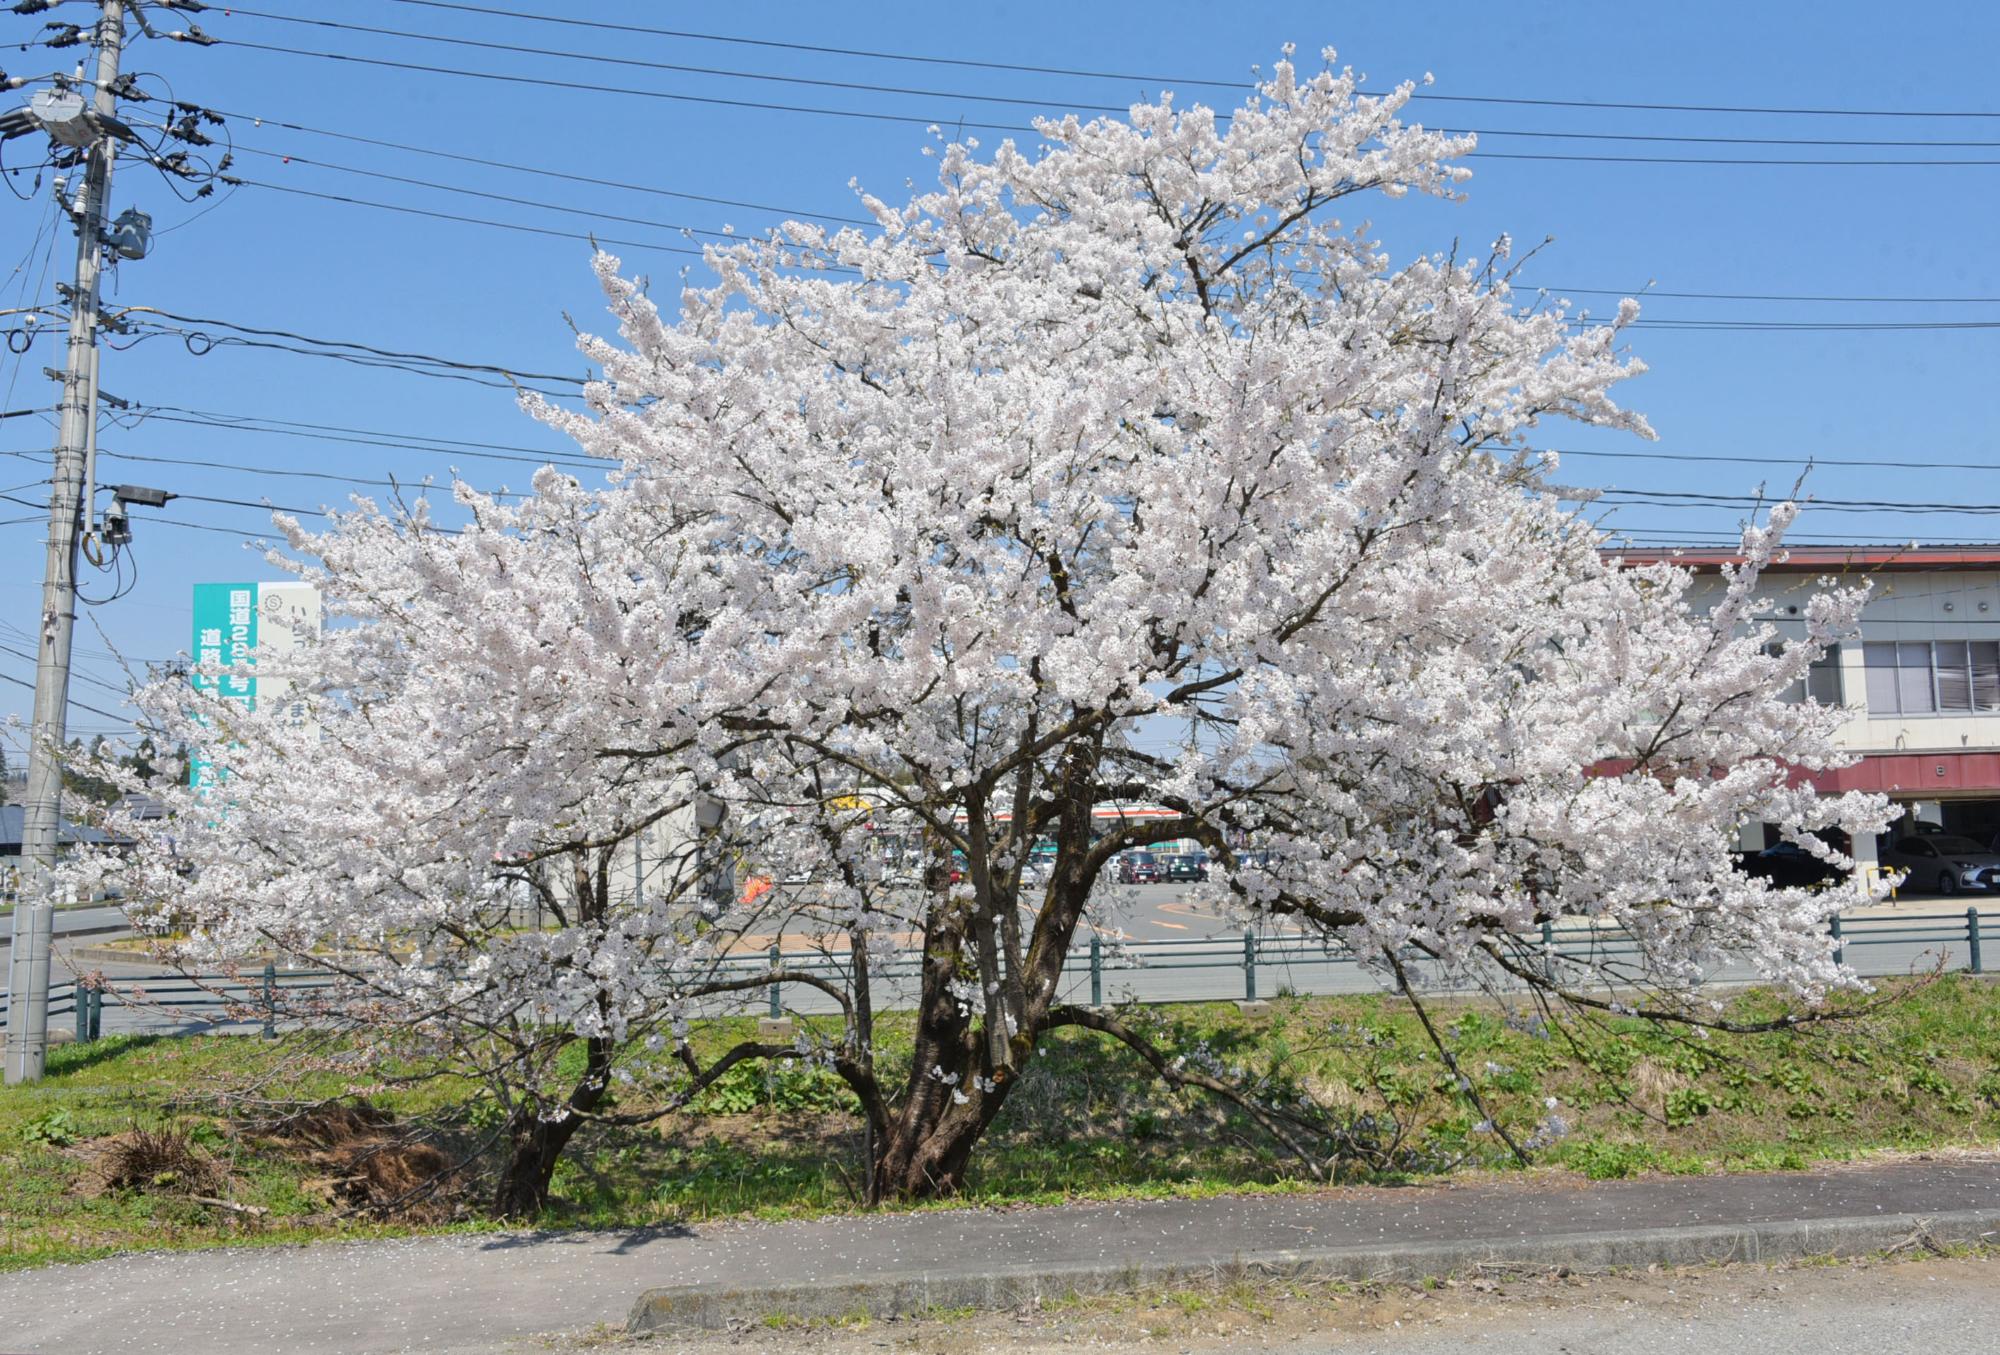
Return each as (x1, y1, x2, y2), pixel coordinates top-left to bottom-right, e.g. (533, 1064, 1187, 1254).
(73, 986, 88, 1045)
(1089, 935, 1102, 1007)
(1243, 929, 1258, 1002)
(1541, 920, 1554, 950)
(768, 944, 782, 1020)
(88, 988, 101, 1042)
(261, 963, 276, 1039)
(1969, 907, 1983, 975)
(1828, 914, 1844, 967)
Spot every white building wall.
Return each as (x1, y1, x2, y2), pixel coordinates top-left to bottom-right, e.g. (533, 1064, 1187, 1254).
(608, 792, 705, 912)
(1689, 568, 2000, 758)
(1686, 566, 2000, 895)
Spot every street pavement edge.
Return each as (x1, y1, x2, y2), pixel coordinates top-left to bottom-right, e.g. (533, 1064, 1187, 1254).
(627, 1205, 2000, 1332)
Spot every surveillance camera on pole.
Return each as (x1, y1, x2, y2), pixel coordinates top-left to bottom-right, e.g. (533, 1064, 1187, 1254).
(101, 483, 173, 547)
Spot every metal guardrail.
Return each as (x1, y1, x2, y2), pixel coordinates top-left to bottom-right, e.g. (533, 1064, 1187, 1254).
(6, 908, 1996, 1041)
(4, 964, 346, 1041)
(728, 907, 2000, 1017)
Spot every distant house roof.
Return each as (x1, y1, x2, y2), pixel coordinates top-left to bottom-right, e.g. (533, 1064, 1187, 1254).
(0, 804, 131, 853)
(114, 793, 166, 821)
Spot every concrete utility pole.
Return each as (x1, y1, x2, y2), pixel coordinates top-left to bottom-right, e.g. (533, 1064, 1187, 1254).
(5, 0, 126, 1086)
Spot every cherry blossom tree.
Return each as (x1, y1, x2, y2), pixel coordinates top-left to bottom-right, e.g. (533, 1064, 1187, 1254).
(87, 50, 1891, 1210)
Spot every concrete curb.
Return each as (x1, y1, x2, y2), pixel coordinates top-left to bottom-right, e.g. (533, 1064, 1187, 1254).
(65, 940, 154, 965)
(56, 933, 146, 962)
(627, 1206, 2000, 1332)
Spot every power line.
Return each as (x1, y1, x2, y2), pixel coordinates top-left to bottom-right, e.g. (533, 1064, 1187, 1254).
(190, 116, 2000, 316)
(254, 158, 2000, 313)
(214, 38, 2000, 166)
(65, 439, 2000, 513)
(1620, 318, 2000, 332)
(0, 643, 128, 698)
(1542, 286, 2000, 305)
(1544, 446, 2000, 473)
(233, 174, 710, 269)
(198, 108, 2000, 305)
(121, 112, 2000, 314)
(0, 196, 62, 431)
(218, 9, 2000, 151)
(124, 306, 589, 386)
(137, 318, 590, 397)
(171, 488, 532, 519)
(367, 0, 2000, 120)
(1599, 528, 2000, 547)
(147, 510, 463, 539)
(220, 37, 1009, 132)
(68, 391, 2000, 487)
(1590, 490, 2000, 516)
(228, 142, 740, 243)
(1469, 150, 2000, 167)
(98, 446, 536, 496)
(223, 8, 1145, 119)
(127, 406, 611, 473)
(0, 618, 152, 667)
(174, 491, 327, 517)
(301, 1, 1256, 92)
(0, 669, 131, 725)
(206, 106, 875, 226)
(212, 171, 2000, 330)
(148, 515, 281, 539)
(135, 403, 598, 457)
(223, 7, 2000, 152)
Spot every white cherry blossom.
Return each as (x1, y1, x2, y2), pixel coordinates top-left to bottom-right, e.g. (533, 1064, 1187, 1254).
(83, 52, 1888, 1206)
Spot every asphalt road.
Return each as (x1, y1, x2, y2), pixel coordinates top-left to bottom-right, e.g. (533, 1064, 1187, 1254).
(5, 1159, 1997, 1355)
(0, 903, 134, 946)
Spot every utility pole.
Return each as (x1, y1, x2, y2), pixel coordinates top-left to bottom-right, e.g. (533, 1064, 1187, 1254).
(5, 0, 126, 1086)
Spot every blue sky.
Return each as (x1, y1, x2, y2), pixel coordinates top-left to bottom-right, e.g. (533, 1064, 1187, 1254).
(3, 0, 1999, 740)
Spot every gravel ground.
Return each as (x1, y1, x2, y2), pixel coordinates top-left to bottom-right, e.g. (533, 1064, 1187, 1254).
(564, 1252, 2000, 1355)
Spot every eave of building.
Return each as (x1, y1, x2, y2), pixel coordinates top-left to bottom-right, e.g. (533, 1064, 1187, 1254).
(1606, 545, 2000, 573)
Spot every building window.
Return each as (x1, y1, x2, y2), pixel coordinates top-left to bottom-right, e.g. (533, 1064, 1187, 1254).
(1863, 639, 2000, 716)
(1768, 642, 1843, 706)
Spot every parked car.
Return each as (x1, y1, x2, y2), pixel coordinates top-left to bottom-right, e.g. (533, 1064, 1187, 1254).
(1117, 852, 1161, 884)
(1877, 834, 2000, 896)
(1161, 853, 1209, 883)
(1734, 841, 1848, 890)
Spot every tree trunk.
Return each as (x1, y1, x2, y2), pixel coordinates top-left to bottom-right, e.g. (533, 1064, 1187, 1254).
(865, 846, 1098, 1202)
(492, 1036, 613, 1217)
(494, 1110, 588, 1217)
(869, 1087, 1012, 1201)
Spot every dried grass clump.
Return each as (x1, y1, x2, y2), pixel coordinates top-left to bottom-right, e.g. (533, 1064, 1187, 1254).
(263, 1100, 395, 1149)
(88, 1126, 228, 1198)
(260, 1098, 460, 1220)
(305, 1137, 457, 1217)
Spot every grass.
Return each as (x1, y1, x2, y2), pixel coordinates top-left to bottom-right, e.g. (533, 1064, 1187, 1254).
(5, 976, 2000, 1271)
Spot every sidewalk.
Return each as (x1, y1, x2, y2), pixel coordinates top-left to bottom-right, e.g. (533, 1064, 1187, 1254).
(3, 1156, 1997, 1354)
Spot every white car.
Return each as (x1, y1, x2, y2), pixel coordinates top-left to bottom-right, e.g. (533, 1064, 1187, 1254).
(1877, 834, 2000, 896)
